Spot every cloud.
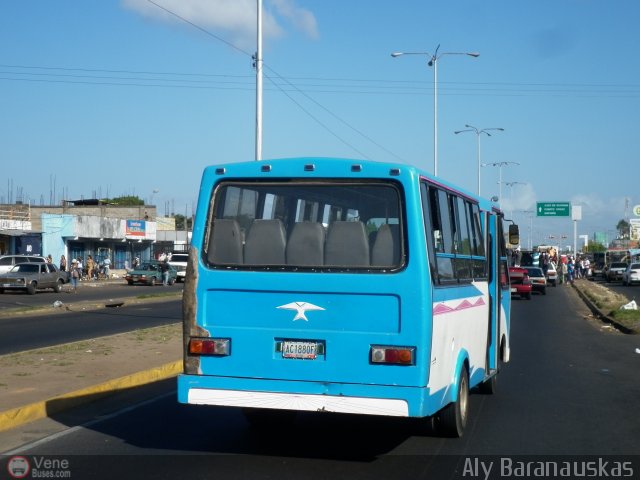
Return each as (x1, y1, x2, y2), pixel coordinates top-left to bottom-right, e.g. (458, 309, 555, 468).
(121, 0, 318, 49)
(270, 0, 319, 39)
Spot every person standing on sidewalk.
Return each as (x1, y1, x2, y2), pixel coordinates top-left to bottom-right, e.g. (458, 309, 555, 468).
(103, 256, 111, 279)
(160, 259, 170, 286)
(86, 255, 95, 280)
(69, 259, 79, 292)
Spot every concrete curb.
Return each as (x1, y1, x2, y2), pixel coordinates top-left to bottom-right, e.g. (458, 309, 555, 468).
(0, 360, 181, 432)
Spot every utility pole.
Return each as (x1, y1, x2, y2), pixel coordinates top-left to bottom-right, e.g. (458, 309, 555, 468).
(254, 0, 263, 161)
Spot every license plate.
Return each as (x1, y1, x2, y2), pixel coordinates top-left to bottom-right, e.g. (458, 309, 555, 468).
(282, 340, 317, 359)
(510, 287, 517, 293)
(2, 284, 10, 287)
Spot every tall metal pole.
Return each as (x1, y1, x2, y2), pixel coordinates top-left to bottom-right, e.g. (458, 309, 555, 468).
(476, 133, 481, 195)
(433, 56, 438, 176)
(454, 125, 504, 196)
(391, 48, 479, 176)
(481, 161, 519, 204)
(255, 0, 263, 161)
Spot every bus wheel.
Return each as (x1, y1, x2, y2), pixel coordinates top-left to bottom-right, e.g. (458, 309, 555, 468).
(436, 367, 469, 438)
(242, 408, 296, 429)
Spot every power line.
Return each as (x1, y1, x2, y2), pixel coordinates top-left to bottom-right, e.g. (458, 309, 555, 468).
(137, 0, 397, 159)
(3, 66, 640, 98)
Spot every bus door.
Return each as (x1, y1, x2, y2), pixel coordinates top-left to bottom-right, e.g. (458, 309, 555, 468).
(485, 211, 505, 375)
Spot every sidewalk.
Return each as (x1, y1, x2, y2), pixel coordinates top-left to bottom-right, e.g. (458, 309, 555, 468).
(0, 291, 183, 439)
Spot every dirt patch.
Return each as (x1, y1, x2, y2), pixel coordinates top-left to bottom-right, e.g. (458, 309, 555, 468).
(572, 279, 640, 334)
(0, 323, 181, 412)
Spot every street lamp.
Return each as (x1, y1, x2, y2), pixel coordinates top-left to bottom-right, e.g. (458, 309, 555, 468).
(481, 161, 520, 206)
(391, 46, 480, 176)
(504, 181, 526, 219)
(454, 124, 504, 195)
(517, 210, 534, 250)
(149, 189, 159, 206)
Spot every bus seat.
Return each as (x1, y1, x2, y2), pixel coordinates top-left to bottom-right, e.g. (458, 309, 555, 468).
(286, 222, 325, 266)
(371, 224, 400, 267)
(244, 219, 287, 265)
(325, 221, 370, 267)
(208, 218, 243, 265)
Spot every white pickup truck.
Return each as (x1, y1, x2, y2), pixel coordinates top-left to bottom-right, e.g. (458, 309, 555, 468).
(168, 253, 188, 283)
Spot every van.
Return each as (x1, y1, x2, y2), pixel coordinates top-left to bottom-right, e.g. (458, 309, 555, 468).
(0, 255, 47, 274)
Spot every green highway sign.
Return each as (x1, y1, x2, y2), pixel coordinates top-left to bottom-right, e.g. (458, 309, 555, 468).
(537, 202, 570, 217)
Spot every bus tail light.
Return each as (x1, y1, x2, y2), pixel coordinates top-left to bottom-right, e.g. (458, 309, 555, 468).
(189, 338, 230, 356)
(370, 346, 415, 365)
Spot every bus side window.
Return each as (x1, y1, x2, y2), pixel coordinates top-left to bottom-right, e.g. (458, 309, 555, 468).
(454, 196, 473, 281)
(436, 189, 456, 282)
(427, 186, 444, 253)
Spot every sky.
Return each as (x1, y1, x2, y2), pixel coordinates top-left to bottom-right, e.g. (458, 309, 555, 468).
(2, 0, 640, 250)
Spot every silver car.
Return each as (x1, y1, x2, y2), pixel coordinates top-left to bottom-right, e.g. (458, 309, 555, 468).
(622, 263, 640, 286)
(0, 262, 69, 294)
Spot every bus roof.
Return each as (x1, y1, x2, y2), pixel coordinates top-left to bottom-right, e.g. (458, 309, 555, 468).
(202, 157, 495, 210)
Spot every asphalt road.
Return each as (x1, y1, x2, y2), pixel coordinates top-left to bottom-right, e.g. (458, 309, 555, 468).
(0, 281, 182, 313)
(0, 296, 182, 355)
(4, 285, 640, 479)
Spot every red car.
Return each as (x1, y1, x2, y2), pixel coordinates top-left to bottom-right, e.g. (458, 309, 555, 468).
(508, 266, 532, 300)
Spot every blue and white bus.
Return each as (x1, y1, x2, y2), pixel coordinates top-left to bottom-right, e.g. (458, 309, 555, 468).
(178, 157, 516, 437)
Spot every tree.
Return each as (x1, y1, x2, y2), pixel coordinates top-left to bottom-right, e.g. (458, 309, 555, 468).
(106, 195, 144, 206)
(585, 242, 606, 253)
(174, 214, 193, 230)
(617, 219, 630, 239)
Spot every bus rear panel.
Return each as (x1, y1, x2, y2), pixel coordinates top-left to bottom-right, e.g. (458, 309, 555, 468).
(178, 157, 511, 435)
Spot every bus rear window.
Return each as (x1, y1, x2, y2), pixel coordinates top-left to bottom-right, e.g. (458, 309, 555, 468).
(204, 181, 404, 270)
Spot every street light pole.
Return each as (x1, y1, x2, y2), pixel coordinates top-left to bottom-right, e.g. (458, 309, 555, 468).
(504, 181, 525, 219)
(254, 0, 263, 161)
(481, 161, 520, 205)
(517, 210, 534, 250)
(391, 46, 479, 176)
(454, 125, 504, 196)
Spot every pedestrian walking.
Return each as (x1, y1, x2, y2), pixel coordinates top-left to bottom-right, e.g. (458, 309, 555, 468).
(59, 255, 67, 272)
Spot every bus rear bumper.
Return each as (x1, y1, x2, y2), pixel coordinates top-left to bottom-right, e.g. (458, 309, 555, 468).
(177, 374, 435, 417)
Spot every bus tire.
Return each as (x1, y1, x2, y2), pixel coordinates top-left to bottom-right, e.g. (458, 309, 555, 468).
(436, 367, 469, 438)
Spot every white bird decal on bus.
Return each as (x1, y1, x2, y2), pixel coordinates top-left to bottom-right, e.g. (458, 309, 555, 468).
(277, 302, 325, 321)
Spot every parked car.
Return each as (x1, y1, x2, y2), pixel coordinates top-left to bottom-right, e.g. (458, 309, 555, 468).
(0, 262, 69, 294)
(524, 266, 547, 295)
(622, 263, 640, 286)
(604, 262, 628, 282)
(508, 266, 532, 300)
(168, 252, 188, 283)
(124, 261, 177, 286)
(0, 255, 47, 274)
(546, 262, 558, 286)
